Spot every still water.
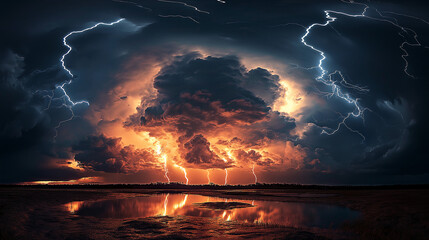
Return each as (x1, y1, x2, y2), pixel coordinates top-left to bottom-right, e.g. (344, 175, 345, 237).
(65, 194, 359, 229)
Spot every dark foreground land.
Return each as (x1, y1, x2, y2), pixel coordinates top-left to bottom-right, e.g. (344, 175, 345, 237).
(0, 184, 428, 240)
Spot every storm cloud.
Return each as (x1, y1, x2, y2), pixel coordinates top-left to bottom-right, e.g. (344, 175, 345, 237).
(73, 134, 159, 173)
(126, 53, 299, 170)
(1, 0, 428, 184)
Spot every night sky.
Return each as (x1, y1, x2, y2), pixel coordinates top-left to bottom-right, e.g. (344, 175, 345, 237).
(1, 0, 428, 185)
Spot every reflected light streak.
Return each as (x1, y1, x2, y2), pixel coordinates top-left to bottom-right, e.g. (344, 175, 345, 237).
(62, 194, 359, 228)
(66, 201, 84, 214)
(163, 193, 169, 216)
(173, 194, 188, 210)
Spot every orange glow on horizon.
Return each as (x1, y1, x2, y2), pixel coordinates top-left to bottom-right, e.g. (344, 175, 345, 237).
(23, 177, 100, 185)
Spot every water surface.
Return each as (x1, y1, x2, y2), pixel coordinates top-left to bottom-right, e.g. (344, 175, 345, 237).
(65, 194, 359, 229)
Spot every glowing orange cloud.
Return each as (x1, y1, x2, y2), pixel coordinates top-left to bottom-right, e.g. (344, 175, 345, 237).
(73, 48, 312, 184)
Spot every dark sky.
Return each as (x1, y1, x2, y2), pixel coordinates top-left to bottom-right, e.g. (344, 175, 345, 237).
(1, 0, 428, 185)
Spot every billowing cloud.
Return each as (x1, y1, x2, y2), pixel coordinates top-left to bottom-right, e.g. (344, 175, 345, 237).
(1, 0, 428, 184)
(73, 134, 160, 173)
(124, 53, 304, 170)
(182, 134, 232, 169)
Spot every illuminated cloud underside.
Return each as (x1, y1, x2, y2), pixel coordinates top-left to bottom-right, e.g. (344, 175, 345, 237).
(1, 0, 428, 185)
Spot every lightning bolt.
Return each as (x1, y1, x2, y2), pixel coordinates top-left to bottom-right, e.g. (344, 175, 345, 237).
(299, 0, 426, 139)
(300, 6, 369, 140)
(155, 144, 169, 183)
(222, 150, 232, 185)
(47, 19, 125, 139)
(163, 155, 170, 183)
(155, 144, 170, 183)
(174, 164, 188, 184)
(157, 0, 210, 14)
(158, 15, 199, 24)
(179, 166, 189, 185)
(112, 0, 152, 11)
(207, 169, 211, 184)
(252, 164, 257, 184)
(61, 19, 125, 77)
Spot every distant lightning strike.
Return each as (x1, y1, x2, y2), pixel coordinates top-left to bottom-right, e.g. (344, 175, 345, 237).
(156, 144, 170, 183)
(179, 166, 189, 185)
(116, 0, 203, 24)
(222, 150, 232, 185)
(158, 15, 199, 24)
(157, 0, 210, 14)
(339, 2, 426, 77)
(300, 0, 426, 139)
(252, 164, 257, 184)
(174, 164, 188, 184)
(112, 0, 152, 11)
(207, 170, 211, 184)
(163, 155, 170, 183)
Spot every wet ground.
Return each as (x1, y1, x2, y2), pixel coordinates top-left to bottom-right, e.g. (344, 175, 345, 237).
(0, 187, 428, 239)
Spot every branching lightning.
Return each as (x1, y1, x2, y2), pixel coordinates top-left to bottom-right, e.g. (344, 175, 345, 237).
(301, 7, 369, 140)
(61, 19, 125, 78)
(48, 19, 124, 139)
(299, 0, 426, 140)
